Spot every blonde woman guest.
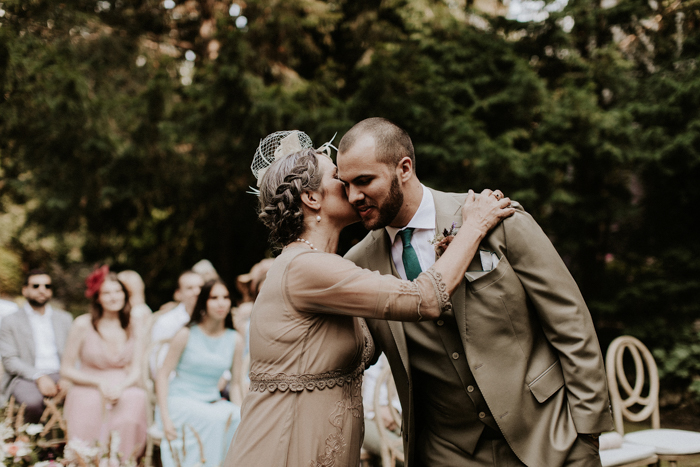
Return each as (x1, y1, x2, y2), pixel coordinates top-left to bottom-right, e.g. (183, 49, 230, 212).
(116, 270, 152, 327)
(224, 132, 514, 467)
(60, 266, 147, 459)
(156, 279, 243, 467)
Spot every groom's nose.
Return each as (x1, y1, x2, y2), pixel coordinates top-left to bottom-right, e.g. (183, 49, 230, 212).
(346, 184, 364, 205)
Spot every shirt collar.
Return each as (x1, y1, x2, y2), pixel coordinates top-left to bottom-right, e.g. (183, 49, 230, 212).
(24, 302, 53, 319)
(385, 184, 436, 244)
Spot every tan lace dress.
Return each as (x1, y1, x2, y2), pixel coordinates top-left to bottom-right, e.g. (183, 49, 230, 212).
(224, 248, 450, 467)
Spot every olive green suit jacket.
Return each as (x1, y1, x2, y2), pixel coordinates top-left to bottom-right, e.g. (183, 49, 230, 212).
(344, 188, 613, 467)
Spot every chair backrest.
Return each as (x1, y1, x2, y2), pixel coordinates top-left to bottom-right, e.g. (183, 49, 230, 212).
(605, 335, 661, 434)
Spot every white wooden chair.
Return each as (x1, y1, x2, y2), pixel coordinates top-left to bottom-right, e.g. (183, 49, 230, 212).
(142, 317, 170, 467)
(373, 364, 404, 467)
(142, 339, 166, 467)
(606, 335, 700, 466)
(598, 431, 658, 467)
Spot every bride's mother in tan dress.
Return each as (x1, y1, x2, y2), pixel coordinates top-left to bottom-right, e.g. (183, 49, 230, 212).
(224, 133, 514, 467)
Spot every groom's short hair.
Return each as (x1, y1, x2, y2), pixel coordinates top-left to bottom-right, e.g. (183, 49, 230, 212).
(339, 117, 415, 168)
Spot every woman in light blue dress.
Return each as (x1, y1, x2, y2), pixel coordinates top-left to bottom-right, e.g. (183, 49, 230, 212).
(156, 279, 243, 467)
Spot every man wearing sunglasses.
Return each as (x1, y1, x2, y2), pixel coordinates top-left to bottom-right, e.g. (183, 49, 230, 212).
(0, 269, 73, 422)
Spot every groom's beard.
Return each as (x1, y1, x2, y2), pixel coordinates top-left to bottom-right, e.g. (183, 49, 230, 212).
(360, 174, 404, 231)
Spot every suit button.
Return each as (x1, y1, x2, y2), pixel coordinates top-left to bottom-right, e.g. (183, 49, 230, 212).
(479, 412, 486, 419)
(452, 352, 459, 360)
(436, 320, 444, 326)
(467, 385, 474, 393)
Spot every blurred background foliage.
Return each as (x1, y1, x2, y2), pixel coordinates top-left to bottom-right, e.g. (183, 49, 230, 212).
(1, 0, 699, 402)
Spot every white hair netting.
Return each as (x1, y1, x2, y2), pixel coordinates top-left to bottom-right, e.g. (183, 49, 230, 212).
(251, 130, 314, 187)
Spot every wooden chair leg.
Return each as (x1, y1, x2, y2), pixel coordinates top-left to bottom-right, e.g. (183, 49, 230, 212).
(144, 444, 153, 467)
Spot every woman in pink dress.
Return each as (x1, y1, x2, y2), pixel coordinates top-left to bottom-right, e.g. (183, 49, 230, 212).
(61, 267, 147, 460)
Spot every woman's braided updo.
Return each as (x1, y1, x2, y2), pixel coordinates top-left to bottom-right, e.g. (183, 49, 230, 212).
(258, 148, 325, 247)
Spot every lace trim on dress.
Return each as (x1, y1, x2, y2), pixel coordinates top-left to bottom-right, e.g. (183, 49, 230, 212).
(249, 368, 362, 393)
(424, 267, 452, 314)
(397, 280, 423, 321)
(249, 319, 376, 394)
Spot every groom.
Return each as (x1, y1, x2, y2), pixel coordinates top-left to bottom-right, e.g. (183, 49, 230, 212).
(338, 118, 613, 467)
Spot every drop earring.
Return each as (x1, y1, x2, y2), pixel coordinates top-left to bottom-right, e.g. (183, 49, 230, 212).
(316, 215, 322, 223)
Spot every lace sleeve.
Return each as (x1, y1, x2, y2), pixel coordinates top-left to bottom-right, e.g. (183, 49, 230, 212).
(421, 268, 453, 315)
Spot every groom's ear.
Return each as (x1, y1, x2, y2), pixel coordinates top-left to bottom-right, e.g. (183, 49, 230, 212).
(396, 156, 414, 183)
(300, 190, 322, 210)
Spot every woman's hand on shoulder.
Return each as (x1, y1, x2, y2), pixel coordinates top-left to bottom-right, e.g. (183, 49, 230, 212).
(461, 189, 515, 237)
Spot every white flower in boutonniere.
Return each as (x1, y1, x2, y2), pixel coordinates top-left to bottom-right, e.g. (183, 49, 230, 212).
(429, 222, 459, 257)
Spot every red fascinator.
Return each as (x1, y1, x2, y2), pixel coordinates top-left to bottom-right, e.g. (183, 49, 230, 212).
(85, 265, 110, 298)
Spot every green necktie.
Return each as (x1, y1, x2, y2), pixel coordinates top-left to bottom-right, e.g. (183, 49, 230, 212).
(399, 228, 422, 281)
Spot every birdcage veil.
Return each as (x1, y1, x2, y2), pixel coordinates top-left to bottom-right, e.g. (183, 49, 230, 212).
(249, 130, 336, 194)
(251, 130, 314, 186)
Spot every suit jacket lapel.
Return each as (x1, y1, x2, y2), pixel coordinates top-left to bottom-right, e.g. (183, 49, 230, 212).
(430, 189, 470, 344)
(368, 229, 411, 376)
(17, 308, 36, 363)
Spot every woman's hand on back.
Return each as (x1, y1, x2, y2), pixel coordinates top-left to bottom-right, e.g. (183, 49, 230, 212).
(462, 189, 515, 236)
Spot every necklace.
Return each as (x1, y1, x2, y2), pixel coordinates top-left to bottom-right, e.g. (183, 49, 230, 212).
(295, 238, 318, 250)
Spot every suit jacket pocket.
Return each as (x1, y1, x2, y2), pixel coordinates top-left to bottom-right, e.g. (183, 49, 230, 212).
(466, 254, 508, 290)
(528, 360, 565, 403)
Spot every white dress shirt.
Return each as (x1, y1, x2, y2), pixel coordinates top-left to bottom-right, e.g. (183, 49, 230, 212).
(24, 303, 61, 378)
(386, 185, 437, 280)
(386, 187, 499, 280)
(150, 302, 190, 377)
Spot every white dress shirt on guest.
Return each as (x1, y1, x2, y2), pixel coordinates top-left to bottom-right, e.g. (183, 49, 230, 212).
(362, 355, 400, 420)
(149, 303, 190, 378)
(386, 184, 437, 280)
(23, 303, 61, 379)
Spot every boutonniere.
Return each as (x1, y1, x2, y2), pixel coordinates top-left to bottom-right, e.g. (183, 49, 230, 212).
(429, 222, 459, 257)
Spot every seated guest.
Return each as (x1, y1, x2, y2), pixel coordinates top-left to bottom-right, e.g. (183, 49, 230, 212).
(362, 355, 403, 462)
(192, 259, 219, 283)
(231, 258, 273, 397)
(156, 279, 243, 467)
(149, 270, 204, 377)
(116, 270, 152, 327)
(233, 258, 273, 346)
(0, 270, 72, 423)
(60, 266, 147, 460)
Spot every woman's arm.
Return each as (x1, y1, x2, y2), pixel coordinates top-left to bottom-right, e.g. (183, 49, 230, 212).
(155, 327, 189, 441)
(286, 190, 513, 322)
(116, 324, 146, 394)
(60, 315, 102, 387)
(228, 332, 244, 406)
